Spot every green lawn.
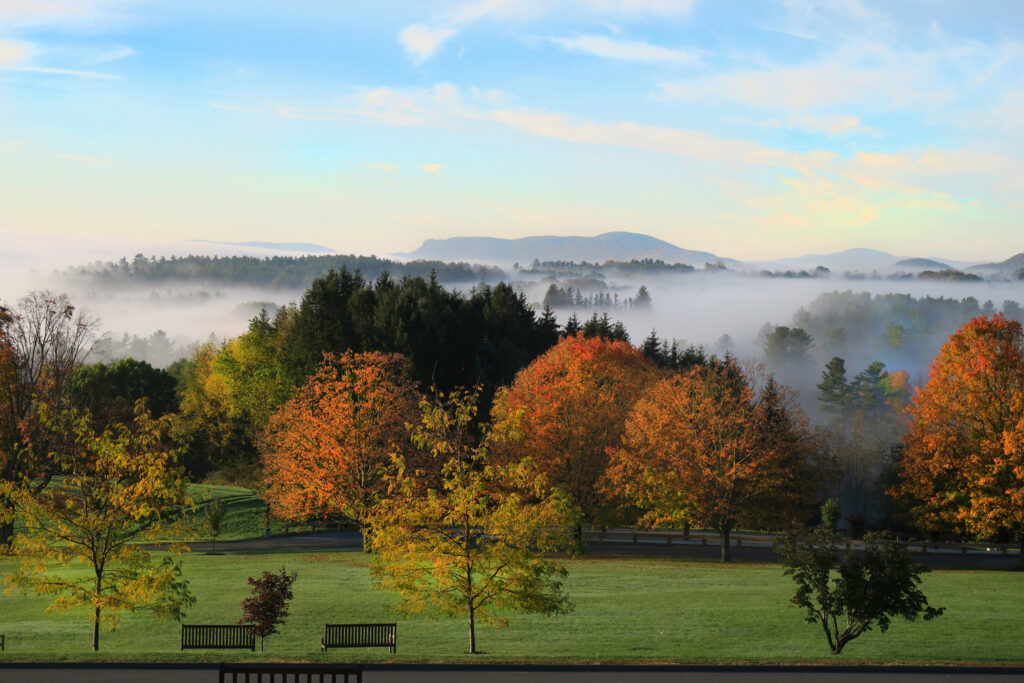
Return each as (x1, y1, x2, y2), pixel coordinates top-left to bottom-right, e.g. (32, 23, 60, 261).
(1, 549, 1021, 664)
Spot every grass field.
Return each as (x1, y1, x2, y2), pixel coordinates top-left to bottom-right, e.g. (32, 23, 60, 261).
(1, 548, 1022, 665)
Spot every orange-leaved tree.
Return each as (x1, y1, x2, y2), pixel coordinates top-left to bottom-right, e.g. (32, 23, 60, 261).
(896, 314, 1024, 566)
(260, 351, 421, 536)
(490, 333, 659, 528)
(607, 360, 822, 561)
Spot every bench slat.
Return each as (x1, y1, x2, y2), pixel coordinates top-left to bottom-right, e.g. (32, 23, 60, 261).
(181, 624, 256, 651)
(321, 623, 396, 653)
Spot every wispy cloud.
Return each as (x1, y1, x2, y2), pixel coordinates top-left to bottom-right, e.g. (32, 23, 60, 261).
(0, 38, 124, 78)
(656, 40, 1023, 113)
(399, 24, 457, 64)
(86, 44, 135, 64)
(419, 164, 445, 174)
(0, 0, 137, 27)
(0, 38, 37, 65)
(366, 162, 398, 173)
(398, 0, 697, 63)
(0, 65, 122, 79)
(210, 103, 269, 114)
(482, 107, 798, 168)
(547, 34, 702, 63)
(56, 152, 113, 163)
(758, 113, 878, 137)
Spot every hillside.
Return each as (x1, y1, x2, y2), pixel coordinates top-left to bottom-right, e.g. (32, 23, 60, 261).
(893, 257, 952, 270)
(968, 252, 1024, 275)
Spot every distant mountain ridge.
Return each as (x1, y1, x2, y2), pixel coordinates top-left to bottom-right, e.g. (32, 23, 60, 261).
(756, 248, 976, 272)
(967, 252, 1024, 274)
(402, 231, 734, 266)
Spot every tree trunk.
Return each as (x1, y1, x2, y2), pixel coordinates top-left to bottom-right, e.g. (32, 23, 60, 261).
(0, 519, 13, 550)
(720, 521, 732, 562)
(92, 606, 101, 651)
(468, 602, 476, 655)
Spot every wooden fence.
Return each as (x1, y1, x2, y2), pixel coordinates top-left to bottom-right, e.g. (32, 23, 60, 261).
(583, 528, 1020, 557)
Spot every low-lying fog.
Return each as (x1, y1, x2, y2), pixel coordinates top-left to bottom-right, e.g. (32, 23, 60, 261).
(4, 238, 1023, 418)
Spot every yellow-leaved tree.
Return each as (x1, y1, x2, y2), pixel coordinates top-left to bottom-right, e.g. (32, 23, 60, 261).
(5, 403, 195, 651)
(368, 389, 579, 654)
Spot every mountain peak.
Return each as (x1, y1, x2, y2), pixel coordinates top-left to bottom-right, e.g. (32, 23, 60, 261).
(402, 233, 733, 266)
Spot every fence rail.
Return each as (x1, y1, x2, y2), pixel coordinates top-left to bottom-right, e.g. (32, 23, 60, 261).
(583, 528, 1020, 557)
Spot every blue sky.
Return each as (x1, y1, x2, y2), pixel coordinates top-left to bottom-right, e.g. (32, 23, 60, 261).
(2, 0, 1023, 261)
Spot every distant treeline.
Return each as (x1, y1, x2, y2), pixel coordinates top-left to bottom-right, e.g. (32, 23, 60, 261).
(542, 283, 653, 310)
(787, 291, 1023, 368)
(61, 253, 505, 288)
(516, 258, 696, 277)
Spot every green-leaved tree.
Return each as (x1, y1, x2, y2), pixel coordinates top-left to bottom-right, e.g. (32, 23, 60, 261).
(776, 525, 943, 654)
(4, 404, 194, 651)
(368, 389, 578, 654)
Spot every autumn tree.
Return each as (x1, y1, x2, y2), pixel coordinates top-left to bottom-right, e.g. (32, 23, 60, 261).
(896, 314, 1024, 565)
(168, 341, 250, 480)
(239, 567, 297, 650)
(261, 351, 421, 535)
(607, 360, 822, 561)
(4, 404, 194, 651)
(0, 291, 99, 546)
(490, 333, 658, 528)
(777, 525, 943, 654)
(369, 389, 577, 654)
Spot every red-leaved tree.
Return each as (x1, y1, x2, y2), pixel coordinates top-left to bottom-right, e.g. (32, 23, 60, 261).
(490, 333, 659, 528)
(239, 567, 297, 650)
(607, 360, 822, 561)
(896, 314, 1024, 566)
(260, 351, 421, 535)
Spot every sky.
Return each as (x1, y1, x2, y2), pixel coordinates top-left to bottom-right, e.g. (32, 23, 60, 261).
(2, 0, 1024, 262)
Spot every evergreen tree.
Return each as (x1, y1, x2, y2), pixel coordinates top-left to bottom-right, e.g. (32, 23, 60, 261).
(818, 357, 850, 413)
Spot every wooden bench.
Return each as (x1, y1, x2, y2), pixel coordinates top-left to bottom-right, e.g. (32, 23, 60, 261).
(181, 624, 255, 651)
(220, 663, 362, 683)
(321, 623, 396, 653)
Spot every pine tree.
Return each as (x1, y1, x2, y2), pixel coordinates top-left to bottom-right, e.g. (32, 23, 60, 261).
(817, 357, 850, 413)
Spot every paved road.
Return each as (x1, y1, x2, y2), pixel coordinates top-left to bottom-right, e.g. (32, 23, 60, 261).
(3, 664, 1024, 683)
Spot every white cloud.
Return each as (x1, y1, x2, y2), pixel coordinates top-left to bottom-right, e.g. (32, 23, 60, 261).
(759, 113, 878, 137)
(213, 80, 1024, 211)
(547, 34, 702, 63)
(398, 0, 697, 63)
(480, 107, 798, 168)
(0, 0, 135, 27)
(365, 162, 398, 173)
(0, 64, 122, 79)
(0, 38, 36, 65)
(87, 44, 135, 64)
(398, 24, 457, 63)
(419, 164, 445, 174)
(657, 40, 1023, 113)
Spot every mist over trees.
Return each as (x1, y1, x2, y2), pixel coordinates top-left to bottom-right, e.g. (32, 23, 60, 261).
(61, 252, 503, 289)
(9, 256, 1024, 558)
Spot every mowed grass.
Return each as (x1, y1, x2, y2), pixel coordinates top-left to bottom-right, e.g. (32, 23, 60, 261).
(1, 549, 1022, 664)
